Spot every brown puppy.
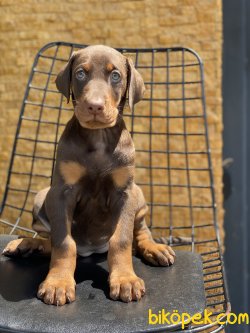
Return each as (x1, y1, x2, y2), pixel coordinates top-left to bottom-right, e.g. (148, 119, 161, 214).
(3, 45, 175, 305)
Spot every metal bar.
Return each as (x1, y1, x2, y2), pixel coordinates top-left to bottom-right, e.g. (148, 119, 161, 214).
(182, 49, 195, 252)
(203, 262, 222, 270)
(18, 136, 56, 144)
(146, 202, 214, 208)
(206, 292, 225, 299)
(142, 96, 202, 101)
(5, 204, 32, 213)
(204, 276, 224, 284)
(136, 165, 211, 171)
(136, 149, 208, 154)
(144, 80, 202, 85)
(150, 223, 214, 230)
(11, 171, 51, 178)
(123, 113, 204, 119)
(166, 49, 173, 244)
(201, 250, 220, 256)
(132, 132, 206, 136)
(21, 116, 66, 126)
(205, 284, 224, 291)
(39, 54, 69, 62)
(148, 50, 155, 228)
(29, 84, 59, 94)
(7, 187, 37, 194)
(137, 182, 212, 189)
(15, 153, 55, 161)
(207, 300, 226, 307)
(24, 100, 73, 111)
(203, 270, 222, 277)
(0, 218, 37, 234)
(33, 69, 57, 76)
(136, 62, 200, 69)
(203, 257, 221, 264)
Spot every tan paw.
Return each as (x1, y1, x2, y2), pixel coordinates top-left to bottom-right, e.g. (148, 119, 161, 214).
(142, 242, 175, 266)
(109, 273, 145, 302)
(2, 238, 46, 257)
(37, 275, 76, 306)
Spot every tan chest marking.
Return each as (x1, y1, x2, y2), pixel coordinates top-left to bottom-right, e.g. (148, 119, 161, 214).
(60, 161, 86, 185)
(111, 166, 134, 188)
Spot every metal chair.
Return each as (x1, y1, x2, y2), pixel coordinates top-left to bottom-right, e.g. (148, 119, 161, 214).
(0, 42, 230, 332)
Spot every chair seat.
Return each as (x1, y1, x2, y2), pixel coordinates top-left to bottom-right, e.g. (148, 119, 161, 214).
(0, 235, 206, 333)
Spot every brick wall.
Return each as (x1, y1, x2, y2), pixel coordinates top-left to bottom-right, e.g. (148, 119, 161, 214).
(0, 0, 223, 241)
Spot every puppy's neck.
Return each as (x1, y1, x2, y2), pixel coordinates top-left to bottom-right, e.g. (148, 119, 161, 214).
(70, 115, 126, 152)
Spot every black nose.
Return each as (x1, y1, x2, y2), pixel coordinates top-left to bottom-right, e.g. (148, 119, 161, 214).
(87, 99, 104, 115)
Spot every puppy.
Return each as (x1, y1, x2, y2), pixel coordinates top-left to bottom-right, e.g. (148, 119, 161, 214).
(3, 45, 175, 305)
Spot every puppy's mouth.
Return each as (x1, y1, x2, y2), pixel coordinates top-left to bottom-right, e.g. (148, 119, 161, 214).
(84, 118, 117, 129)
(75, 113, 118, 129)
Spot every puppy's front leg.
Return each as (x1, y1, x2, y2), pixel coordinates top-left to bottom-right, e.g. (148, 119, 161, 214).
(108, 191, 145, 303)
(37, 186, 77, 306)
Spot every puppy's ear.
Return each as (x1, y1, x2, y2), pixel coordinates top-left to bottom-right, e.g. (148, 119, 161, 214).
(126, 58, 145, 110)
(55, 52, 76, 103)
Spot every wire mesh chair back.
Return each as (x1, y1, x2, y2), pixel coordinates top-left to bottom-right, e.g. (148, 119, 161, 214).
(0, 42, 229, 332)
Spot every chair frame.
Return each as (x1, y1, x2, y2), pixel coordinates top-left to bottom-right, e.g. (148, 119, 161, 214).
(0, 41, 230, 332)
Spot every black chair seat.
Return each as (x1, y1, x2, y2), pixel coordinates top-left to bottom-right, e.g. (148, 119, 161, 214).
(0, 235, 206, 333)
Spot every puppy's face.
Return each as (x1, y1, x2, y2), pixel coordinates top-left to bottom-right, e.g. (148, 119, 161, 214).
(56, 45, 145, 129)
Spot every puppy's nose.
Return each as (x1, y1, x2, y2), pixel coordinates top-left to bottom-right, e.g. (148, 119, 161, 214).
(87, 99, 104, 115)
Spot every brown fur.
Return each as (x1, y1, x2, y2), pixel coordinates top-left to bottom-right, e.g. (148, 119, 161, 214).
(3, 45, 175, 305)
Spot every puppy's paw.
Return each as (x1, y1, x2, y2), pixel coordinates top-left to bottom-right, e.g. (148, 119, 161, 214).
(37, 275, 76, 306)
(142, 242, 175, 266)
(2, 238, 45, 257)
(109, 273, 145, 302)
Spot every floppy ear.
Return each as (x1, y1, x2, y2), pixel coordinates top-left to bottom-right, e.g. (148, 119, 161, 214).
(126, 58, 145, 110)
(55, 52, 76, 103)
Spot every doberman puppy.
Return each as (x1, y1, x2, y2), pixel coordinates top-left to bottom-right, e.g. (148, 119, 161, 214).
(3, 45, 175, 305)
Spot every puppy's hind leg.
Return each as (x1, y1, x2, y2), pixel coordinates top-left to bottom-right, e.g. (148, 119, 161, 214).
(2, 238, 51, 257)
(133, 185, 175, 266)
(2, 187, 52, 258)
(134, 217, 175, 266)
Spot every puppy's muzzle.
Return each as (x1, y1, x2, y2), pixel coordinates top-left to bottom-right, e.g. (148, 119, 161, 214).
(86, 98, 105, 116)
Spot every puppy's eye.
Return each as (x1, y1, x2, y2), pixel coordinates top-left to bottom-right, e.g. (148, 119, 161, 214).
(111, 70, 121, 83)
(76, 69, 86, 81)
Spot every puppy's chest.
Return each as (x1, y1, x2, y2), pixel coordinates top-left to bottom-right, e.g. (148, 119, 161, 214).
(83, 140, 134, 185)
(85, 141, 111, 171)
(59, 131, 135, 193)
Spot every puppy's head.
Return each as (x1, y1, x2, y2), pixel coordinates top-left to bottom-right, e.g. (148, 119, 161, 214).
(55, 45, 145, 129)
